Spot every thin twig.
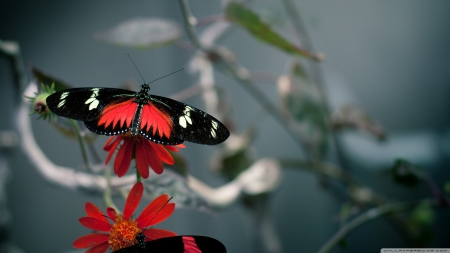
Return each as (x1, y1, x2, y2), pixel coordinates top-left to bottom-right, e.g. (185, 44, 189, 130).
(178, 0, 204, 50)
(317, 199, 437, 253)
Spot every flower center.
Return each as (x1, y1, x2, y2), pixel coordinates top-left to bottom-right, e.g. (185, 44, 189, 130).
(123, 131, 145, 143)
(108, 214, 142, 251)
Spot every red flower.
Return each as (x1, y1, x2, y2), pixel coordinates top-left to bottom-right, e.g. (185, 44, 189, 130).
(73, 182, 176, 253)
(103, 132, 185, 178)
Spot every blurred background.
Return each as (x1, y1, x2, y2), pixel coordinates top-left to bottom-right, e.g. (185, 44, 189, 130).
(1, 0, 450, 252)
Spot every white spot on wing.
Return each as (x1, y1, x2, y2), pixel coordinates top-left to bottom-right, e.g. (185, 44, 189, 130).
(212, 121, 218, 130)
(60, 92, 69, 100)
(57, 100, 65, 108)
(88, 100, 99, 110)
(211, 129, 217, 138)
(179, 106, 194, 128)
(185, 115, 192, 124)
(85, 97, 96, 104)
(85, 88, 100, 110)
(92, 88, 99, 96)
(179, 117, 187, 128)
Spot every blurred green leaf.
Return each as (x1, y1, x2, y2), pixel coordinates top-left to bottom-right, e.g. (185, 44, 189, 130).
(338, 202, 355, 224)
(409, 203, 434, 225)
(331, 104, 386, 140)
(278, 61, 328, 157)
(142, 170, 210, 212)
(166, 151, 188, 177)
(444, 181, 450, 194)
(391, 159, 422, 187)
(212, 131, 255, 181)
(338, 238, 349, 249)
(225, 2, 322, 61)
(31, 65, 72, 91)
(406, 203, 435, 245)
(96, 18, 181, 49)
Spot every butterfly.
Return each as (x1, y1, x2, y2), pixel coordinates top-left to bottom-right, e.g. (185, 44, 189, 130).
(114, 233, 227, 253)
(46, 84, 229, 145)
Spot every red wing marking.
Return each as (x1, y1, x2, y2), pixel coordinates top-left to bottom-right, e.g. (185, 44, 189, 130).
(182, 236, 202, 253)
(140, 102, 173, 139)
(98, 98, 136, 129)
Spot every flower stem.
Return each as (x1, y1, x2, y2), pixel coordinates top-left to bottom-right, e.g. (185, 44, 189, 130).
(103, 166, 118, 211)
(69, 119, 91, 171)
(136, 168, 142, 183)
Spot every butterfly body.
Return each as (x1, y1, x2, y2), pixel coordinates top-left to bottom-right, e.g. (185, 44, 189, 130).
(46, 84, 229, 145)
(114, 234, 227, 253)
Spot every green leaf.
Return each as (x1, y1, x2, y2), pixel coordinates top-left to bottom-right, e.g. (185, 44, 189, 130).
(409, 203, 434, 225)
(226, 2, 322, 61)
(444, 181, 450, 194)
(96, 18, 181, 49)
(338, 238, 349, 249)
(278, 61, 328, 157)
(31, 65, 72, 91)
(390, 159, 422, 187)
(406, 203, 435, 245)
(212, 131, 255, 181)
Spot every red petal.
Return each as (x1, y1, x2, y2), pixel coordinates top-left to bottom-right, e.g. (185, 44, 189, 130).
(85, 202, 108, 223)
(86, 241, 109, 253)
(143, 228, 177, 241)
(79, 217, 112, 232)
(73, 233, 109, 248)
(143, 141, 163, 175)
(103, 136, 117, 151)
(153, 143, 174, 165)
(136, 194, 175, 228)
(106, 207, 117, 221)
(114, 139, 133, 177)
(165, 143, 186, 152)
(164, 146, 178, 152)
(104, 136, 123, 165)
(123, 182, 143, 219)
(135, 141, 149, 178)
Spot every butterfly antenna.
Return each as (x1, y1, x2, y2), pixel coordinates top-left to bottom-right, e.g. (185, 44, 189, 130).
(127, 53, 147, 84)
(142, 196, 173, 229)
(146, 68, 184, 85)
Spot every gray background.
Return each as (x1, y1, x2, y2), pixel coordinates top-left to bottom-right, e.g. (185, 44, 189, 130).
(1, 1, 450, 252)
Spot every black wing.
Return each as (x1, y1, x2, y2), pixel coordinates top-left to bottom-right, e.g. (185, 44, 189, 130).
(114, 236, 227, 253)
(46, 87, 136, 121)
(148, 95, 230, 145)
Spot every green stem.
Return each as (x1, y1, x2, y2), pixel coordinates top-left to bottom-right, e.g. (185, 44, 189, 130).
(103, 166, 118, 211)
(69, 119, 90, 171)
(317, 199, 436, 253)
(136, 168, 142, 183)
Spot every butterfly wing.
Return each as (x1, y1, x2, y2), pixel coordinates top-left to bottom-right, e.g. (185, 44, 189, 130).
(47, 88, 230, 145)
(47, 87, 138, 135)
(46, 87, 136, 121)
(144, 95, 230, 145)
(137, 236, 226, 253)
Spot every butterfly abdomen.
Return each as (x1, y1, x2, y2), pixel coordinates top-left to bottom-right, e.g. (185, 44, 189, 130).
(130, 104, 144, 136)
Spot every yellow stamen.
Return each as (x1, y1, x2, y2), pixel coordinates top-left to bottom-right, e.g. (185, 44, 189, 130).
(108, 214, 141, 251)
